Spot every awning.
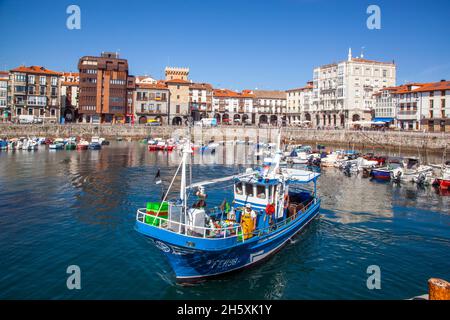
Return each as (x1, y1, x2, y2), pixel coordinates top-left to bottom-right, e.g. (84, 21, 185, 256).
(373, 117, 394, 122)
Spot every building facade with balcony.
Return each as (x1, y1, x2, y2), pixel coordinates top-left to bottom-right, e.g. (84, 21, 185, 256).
(9, 66, 62, 123)
(212, 89, 254, 124)
(312, 49, 396, 128)
(392, 83, 424, 130)
(410, 80, 450, 132)
(60, 72, 79, 122)
(253, 90, 287, 125)
(286, 81, 313, 124)
(126, 76, 136, 124)
(134, 78, 169, 125)
(78, 52, 133, 124)
(373, 85, 405, 127)
(0, 71, 9, 122)
(189, 82, 213, 122)
(372, 80, 449, 132)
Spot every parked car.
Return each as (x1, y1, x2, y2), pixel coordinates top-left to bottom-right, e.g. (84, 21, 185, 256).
(18, 115, 34, 124)
(145, 119, 161, 126)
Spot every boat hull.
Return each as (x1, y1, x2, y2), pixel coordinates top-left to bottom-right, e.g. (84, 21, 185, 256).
(76, 144, 88, 150)
(436, 178, 450, 190)
(136, 200, 320, 281)
(370, 169, 391, 180)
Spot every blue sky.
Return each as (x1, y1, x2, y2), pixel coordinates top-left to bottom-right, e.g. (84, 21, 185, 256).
(0, 0, 449, 90)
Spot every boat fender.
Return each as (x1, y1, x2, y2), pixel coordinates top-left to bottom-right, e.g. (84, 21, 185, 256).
(283, 194, 289, 209)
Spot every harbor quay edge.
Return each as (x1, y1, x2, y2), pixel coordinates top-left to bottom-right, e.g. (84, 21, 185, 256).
(0, 124, 449, 151)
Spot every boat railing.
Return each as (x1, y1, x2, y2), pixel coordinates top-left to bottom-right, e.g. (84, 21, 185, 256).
(136, 197, 317, 242)
(136, 209, 244, 241)
(244, 198, 317, 239)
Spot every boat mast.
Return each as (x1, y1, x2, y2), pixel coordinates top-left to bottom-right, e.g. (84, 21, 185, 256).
(180, 125, 193, 214)
(271, 127, 282, 175)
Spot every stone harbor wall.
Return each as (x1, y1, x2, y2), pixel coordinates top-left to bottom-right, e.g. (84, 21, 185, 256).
(1, 124, 449, 151)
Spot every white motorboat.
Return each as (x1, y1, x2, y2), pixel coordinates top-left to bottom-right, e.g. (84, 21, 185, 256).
(356, 157, 379, 169)
(321, 151, 344, 167)
(27, 140, 38, 150)
(391, 157, 433, 183)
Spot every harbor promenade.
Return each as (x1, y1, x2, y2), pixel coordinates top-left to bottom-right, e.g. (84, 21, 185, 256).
(0, 123, 449, 152)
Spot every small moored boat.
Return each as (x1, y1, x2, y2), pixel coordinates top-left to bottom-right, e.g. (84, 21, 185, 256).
(88, 142, 102, 150)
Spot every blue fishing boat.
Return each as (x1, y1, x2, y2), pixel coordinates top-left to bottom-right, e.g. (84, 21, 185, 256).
(88, 142, 102, 150)
(370, 168, 392, 180)
(370, 157, 403, 181)
(135, 133, 321, 282)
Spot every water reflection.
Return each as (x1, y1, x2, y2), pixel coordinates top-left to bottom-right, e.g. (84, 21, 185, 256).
(0, 142, 449, 299)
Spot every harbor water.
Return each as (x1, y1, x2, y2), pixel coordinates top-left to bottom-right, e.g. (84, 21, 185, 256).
(0, 142, 449, 299)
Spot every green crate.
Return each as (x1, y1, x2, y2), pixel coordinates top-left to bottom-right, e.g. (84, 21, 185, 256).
(146, 201, 168, 213)
(145, 213, 168, 226)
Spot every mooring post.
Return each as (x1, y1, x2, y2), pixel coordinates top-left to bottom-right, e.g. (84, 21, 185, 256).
(428, 278, 450, 300)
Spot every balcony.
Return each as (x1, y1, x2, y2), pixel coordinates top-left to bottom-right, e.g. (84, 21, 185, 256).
(397, 110, 418, 120)
(137, 109, 164, 115)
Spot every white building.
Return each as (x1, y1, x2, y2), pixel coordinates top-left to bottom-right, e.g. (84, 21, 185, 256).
(373, 86, 402, 126)
(0, 71, 8, 122)
(396, 80, 450, 132)
(189, 82, 213, 121)
(372, 80, 450, 132)
(212, 89, 254, 124)
(312, 49, 396, 128)
(286, 81, 313, 124)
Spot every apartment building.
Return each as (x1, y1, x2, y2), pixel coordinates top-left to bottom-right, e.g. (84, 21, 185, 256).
(212, 89, 254, 124)
(389, 84, 423, 130)
(60, 72, 79, 122)
(312, 49, 396, 128)
(253, 90, 287, 125)
(134, 77, 169, 125)
(189, 82, 213, 121)
(0, 71, 9, 122)
(395, 80, 450, 132)
(286, 81, 313, 124)
(78, 52, 133, 124)
(9, 66, 62, 123)
(372, 80, 450, 132)
(372, 85, 410, 127)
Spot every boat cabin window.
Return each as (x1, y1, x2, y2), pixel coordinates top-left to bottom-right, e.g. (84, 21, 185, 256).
(256, 185, 266, 199)
(245, 183, 254, 197)
(235, 182, 243, 195)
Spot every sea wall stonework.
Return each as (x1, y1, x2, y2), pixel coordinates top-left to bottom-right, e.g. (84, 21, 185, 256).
(0, 124, 449, 151)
